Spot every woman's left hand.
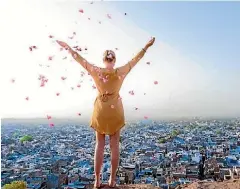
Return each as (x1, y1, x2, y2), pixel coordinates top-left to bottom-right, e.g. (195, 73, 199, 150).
(146, 37, 155, 48)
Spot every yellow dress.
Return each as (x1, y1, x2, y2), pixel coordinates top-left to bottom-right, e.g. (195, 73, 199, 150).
(82, 62, 134, 135)
(78, 49, 146, 135)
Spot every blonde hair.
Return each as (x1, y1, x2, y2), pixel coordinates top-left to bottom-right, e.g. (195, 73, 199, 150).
(103, 50, 116, 63)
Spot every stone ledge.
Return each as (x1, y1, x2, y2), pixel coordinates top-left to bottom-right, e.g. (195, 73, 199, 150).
(86, 184, 161, 189)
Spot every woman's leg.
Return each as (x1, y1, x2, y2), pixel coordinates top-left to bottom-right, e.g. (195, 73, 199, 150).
(94, 131, 105, 186)
(108, 129, 121, 186)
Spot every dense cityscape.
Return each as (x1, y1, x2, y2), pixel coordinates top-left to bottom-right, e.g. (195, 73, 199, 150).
(1, 118, 240, 189)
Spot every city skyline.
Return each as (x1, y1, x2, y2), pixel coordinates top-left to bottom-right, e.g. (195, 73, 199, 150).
(1, 0, 240, 120)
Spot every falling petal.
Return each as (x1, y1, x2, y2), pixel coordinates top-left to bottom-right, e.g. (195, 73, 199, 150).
(32, 46, 37, 49)
(49, 35, 54, 38)
(129, 90, 135, 95)
(78, 113, 81, 116)
(77, 84, 81, 88)
(61, 76, 67, 80)
(79, 9, 84, 13)
(25, 97, 29, 101)
(92, 85, 96, 89)
(73, 32, 76, 35)
(144, 116, 148, 119)
(49, 123, 54, 127)
(56, 93, 60, 96)
(146, 62, 151, 65)
(48, 56, 53, 61)
(47, 115, 51, 119)
(135, 107, 138, 110)
(107, 14, 112, 19)
(154, 81, 158, 85)
(29, 47, 33, 51)
(11, 79, 15, 83)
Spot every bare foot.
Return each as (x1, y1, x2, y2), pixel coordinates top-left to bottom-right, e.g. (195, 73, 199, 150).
(94, 179, 102, 188)
(108, 179, 117, 188)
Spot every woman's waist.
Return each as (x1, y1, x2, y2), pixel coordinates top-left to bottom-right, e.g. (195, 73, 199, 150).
(97, 92, 120, 102)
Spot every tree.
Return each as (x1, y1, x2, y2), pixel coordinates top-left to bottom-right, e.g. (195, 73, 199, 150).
(216, 130, 222, 135)
(20, 135, 33, 143)
(171, 130, 180, 137)
(159, 138, 167, 144)
(3, 181, 27, 189)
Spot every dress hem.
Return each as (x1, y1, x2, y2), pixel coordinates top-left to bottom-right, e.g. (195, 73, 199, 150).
(90, 123, 126, 136)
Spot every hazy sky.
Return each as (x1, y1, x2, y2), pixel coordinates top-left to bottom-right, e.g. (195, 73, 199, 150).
(1, 0, 240, 121)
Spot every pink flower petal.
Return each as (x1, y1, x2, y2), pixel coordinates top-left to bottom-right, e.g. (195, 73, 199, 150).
(25, 97, 29, 101)
(144, 116, 148, 119)
(78, 113, 81, 116)
(154, 81, 158, 85)
(47, 115, 51, 119)
(49, 35, 54, 38)
(79, 9, 84, 13)
(49, 123, 54, 127)
(77, 84, 81, 88)
(56, 93, 60, 96)
(107, 14, 112, 19)
(146, 62, 151, 65)
(48, 56, 53, 61)
(129, 90, 135, 95)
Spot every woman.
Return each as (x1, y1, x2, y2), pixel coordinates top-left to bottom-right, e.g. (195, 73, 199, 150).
(56, 37, 155, 188)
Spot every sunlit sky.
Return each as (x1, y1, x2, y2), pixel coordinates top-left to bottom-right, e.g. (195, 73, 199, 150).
(0, 0, 240, 120)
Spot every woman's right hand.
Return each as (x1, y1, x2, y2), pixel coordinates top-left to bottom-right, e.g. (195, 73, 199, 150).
(56, 40, 70, 50)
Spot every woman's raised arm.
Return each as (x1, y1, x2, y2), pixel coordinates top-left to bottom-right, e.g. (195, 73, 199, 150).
(117, 37, 155, 75)
(56, 40, 97, 74)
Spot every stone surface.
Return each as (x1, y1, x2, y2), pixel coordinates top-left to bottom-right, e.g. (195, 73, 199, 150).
(86, 179, 240, 189)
